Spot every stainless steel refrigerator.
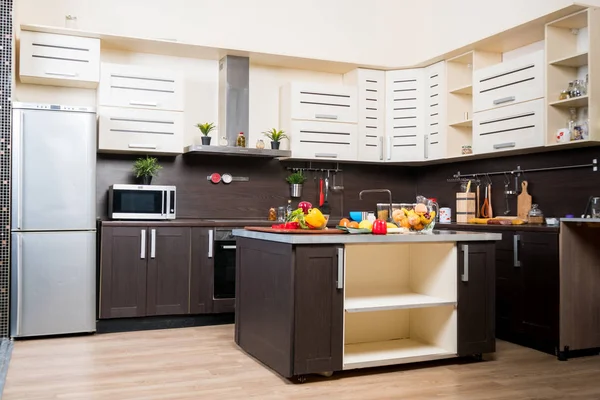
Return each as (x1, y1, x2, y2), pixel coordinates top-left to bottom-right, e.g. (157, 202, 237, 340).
(11, 102, 97, 338)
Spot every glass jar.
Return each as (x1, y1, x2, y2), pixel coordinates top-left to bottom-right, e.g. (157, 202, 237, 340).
(219, 136, 228, 146)
(528, 204, 544, 224)
(567, 81, 575, 97)
(571, 80, 584, 97)
(256, 139, 265, 149)
(558, 90, 570, 101)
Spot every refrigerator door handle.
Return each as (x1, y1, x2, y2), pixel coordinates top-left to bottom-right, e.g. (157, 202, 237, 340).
(17, 112, 24, 230)
(16, 235, 23, 335)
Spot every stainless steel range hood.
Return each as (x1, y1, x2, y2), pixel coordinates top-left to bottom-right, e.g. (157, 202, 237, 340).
(218, 55, 249, 146)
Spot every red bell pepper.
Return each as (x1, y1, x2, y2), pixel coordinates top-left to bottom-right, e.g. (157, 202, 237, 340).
(372, 219, 388, 235)
(271, 222, 300, 230)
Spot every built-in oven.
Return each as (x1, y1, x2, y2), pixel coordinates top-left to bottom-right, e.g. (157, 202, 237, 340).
(211, 228, 237, 313)
(108, 184, 176, 220)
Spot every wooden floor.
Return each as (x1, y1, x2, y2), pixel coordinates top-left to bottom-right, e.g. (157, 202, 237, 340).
(4, 325, 600, 400)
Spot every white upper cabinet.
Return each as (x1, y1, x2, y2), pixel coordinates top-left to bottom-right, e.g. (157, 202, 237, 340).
(385, 69, 425, 162)
(343, 69, 386, 162)
(98, 63, 185, 111)
(19, 31, 100, 88)
(281, 82, 358, 161)
(424, 62, 447, 161)
(473, 50, 545, 113)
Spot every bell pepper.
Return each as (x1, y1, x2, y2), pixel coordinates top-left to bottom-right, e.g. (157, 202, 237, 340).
(272, 222, 300, 229)
(305, 208, 327, 229)
(298, 201, 313, 214)
(372, 219, 388, 235)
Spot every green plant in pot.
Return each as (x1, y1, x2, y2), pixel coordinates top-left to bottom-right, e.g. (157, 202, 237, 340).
(286, 170, 306, 198)
(263, 128, 288, 150)
(196, 122, 216, 145)
(133, 156, 162, 185)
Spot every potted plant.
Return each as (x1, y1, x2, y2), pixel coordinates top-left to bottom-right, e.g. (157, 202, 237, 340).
(196, 122, 216, 145)
(286, 170, 306, 198)
(133, 156, 162, 185)
(263, 128, 288, 150)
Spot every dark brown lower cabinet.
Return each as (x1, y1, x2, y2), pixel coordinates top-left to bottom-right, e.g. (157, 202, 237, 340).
(189, 228, 214, 314)
(100, 225, 193, 319)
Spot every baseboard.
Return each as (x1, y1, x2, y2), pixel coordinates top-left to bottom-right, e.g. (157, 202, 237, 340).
(96, 313, 235, 334)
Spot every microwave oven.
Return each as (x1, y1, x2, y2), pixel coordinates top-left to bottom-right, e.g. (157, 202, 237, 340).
(108, 184, 176, 220)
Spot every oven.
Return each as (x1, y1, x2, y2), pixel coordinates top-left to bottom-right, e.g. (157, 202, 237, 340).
(212, 229, 237, 311)
(108, 184, 176, 220)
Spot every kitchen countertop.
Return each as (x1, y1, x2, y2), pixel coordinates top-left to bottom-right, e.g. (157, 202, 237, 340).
(232, 229, 502, 244)
(561, 218, 600, 223)
(99, 219, 277, 227)
(435, 222, 560, 232)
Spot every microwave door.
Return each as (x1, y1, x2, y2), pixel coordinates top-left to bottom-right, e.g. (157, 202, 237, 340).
(111, 189, 164, 220)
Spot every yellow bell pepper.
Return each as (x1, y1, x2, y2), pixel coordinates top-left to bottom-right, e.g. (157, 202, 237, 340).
(305, 208, 327, 229)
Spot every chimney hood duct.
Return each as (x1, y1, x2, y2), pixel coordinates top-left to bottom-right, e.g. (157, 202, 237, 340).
(218, 55, 249, 146)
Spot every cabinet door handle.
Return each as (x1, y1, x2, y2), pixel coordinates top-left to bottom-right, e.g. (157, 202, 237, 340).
(379, 136, 384, 160)
(44, 71, 78, 77)
(336, 248, 344, 289)
(129, 143, 158, 149)
(129, 101, 158, 107)
(387, 137, 392, 160)
(315, 153, 338, 158)
(208, 229, 214, 258)
(493, 96, 516, 105)
(222, 245, 236, 250)
(513, 234, 521, 267)
(150, 229, 156, 259)
(461, 244, 469, 282)
(493, 142, 516, 150)
(140, 229, 146, 259)
(424, 134, 429, 159)
(315, 114, 338, 120)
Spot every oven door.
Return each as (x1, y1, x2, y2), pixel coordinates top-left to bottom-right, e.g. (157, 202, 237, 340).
(109, 185, 166, 220)
(213, 240, 236, 300)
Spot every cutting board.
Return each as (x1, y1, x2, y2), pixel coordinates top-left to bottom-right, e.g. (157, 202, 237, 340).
(517, 181, 532, 220)
(244, 226, 347, 234)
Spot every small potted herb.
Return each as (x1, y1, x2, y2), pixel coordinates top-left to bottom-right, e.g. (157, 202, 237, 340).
(286, 170, 307, 198)
(196, 122, 216, 145)
(263, 128, 288, 150)
(133, 156, 162, 185)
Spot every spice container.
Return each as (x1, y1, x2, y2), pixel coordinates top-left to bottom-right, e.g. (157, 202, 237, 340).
(559, 90, 570, 101)
(528, 204, 544, 224)
(236, 132, 246, 147)
(376, 203, 390, 221)
(268, 207, 277, 221)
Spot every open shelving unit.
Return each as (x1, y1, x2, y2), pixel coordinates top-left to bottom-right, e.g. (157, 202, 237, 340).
(545, 8, 600, 146)
(445, 51, 501, 158)
(342, 243, 458, 370)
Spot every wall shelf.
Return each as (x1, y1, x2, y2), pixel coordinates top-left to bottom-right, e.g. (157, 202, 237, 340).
(449, 84, 473, 95)
(549, 52, 589, 67)
(345, 292, 456, 313)
(449, 119, 473, 128)
(183, 144, 291, 158)
(549, 96, 589, 108)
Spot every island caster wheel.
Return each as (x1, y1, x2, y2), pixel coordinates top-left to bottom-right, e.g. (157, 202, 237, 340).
(295, 375, 307, 384)
(317, 371, 334, 378)
(473, 353, 483, 361)
(557, 346, 569, 361)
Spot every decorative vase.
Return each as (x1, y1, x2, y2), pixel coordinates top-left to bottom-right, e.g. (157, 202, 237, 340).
(271, 141, 280, 150)
(201, 136, 212, 146)
(140, 175, 152, 185)
(290, 184, 303, 198)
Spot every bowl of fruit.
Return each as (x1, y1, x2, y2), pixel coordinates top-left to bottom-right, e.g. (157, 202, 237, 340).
(392, 199, 436, 233)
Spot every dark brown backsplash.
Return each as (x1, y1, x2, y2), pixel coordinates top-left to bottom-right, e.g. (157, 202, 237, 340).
(97, 146, 600, 221)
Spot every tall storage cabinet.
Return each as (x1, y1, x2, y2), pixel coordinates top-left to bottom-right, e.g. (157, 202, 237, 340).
(424, 62, 447, 160)
(343, 69, 386, 162)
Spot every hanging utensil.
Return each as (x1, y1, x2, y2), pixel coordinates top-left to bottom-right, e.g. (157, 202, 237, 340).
(321, 172, 331, 214)
(318, 176, 324, 207)
(480, 185, 490, 218)
(488, 182, 493, 218)
(476, 181, 481, 218)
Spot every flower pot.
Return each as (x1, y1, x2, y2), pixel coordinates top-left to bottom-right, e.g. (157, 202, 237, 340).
(290, 184, 303, 198)
(201, 136, 212, 146)
(271, 141, 280, 150)
(140, 175, 153, 185)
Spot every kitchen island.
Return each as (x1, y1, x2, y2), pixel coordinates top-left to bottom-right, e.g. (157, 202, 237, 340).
(232, 229, 502, 381)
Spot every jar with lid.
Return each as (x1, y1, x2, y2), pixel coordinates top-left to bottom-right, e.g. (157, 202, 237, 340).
(571, 80, 584, 97)
(528, 204, 544, 224)
(558, 90, 570, 101)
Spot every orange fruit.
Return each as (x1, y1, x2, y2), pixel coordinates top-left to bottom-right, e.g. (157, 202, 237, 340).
(415, 203, 428, 214)
(413, 223, 424, 231)
(339, 218, 350, 227)
(348, 221, 359, 229)
(400, 219, 411, 229)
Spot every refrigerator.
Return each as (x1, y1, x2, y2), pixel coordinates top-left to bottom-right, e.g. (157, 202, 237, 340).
(11, 102, 97, 338)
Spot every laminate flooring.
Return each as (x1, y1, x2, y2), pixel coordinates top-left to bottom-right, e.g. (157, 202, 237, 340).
(4, 324, 600, 399)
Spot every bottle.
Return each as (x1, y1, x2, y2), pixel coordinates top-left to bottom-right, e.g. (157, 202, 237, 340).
(567, 108, 582, 141)
(286, 200, 293, 218)
(581, 107, 589, 140)
(236, 132, 246, 147)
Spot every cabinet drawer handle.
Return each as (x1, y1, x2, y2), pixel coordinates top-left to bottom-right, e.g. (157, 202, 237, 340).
(493, 96, 515, 105)
(208, 229, 214, 258)
(336, 248, 344, 289)
(128, 143, 158, 149)
(379, 136, 384, 160)
(129, 101, 158, 107)
(493, 142, 516, 150)
(315, 153, 338, 158)
(150, 229, 156, 259)
(140, 229, 146, 259)
(44, 71, 78, 77)
(461, 244, 469, 282)
(513, 234, 521, 267)
(222, 245, 236, 250)
(315, 114, 338, 120)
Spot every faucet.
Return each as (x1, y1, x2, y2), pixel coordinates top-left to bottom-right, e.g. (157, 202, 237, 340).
(359, 189, 393, 221)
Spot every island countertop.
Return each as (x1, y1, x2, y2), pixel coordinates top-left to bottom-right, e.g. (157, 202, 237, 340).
(232, 229, 502, 244)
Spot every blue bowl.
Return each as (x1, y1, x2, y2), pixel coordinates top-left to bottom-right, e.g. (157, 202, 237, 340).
(349, 211, 368, 222)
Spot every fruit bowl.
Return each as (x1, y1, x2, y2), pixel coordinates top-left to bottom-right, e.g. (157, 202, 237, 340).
(392, 203, 436, 233)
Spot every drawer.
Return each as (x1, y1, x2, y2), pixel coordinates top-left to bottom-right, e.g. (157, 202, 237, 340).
(473, 50, 544, 113)
(19, 31, 100, 88)
(98, 107, 184, 155)
(290, 120, 358, 161)
(473, 98, 545, 154)
(281, 83, 357, 123)
(98, 63, 185, 111)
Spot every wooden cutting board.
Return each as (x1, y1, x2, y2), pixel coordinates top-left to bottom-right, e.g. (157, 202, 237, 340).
(244, 226, 347, 234)
(517, 181, 532, 220)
